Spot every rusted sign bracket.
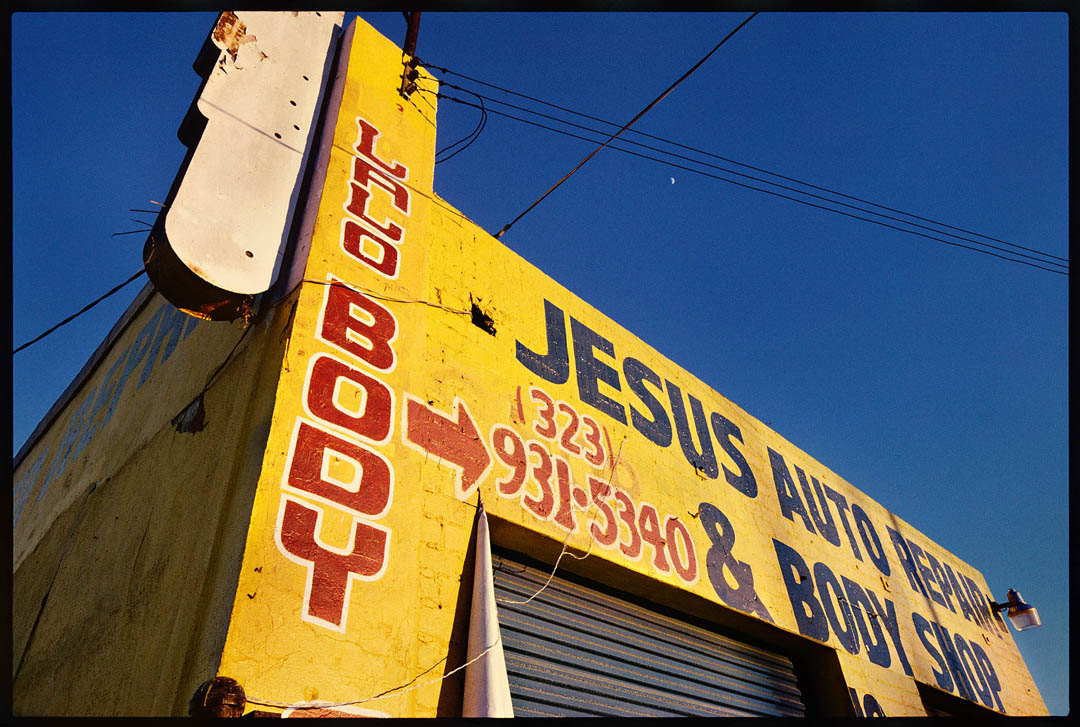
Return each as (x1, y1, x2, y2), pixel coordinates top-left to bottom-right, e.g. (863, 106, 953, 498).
(189, 676, 247, 717)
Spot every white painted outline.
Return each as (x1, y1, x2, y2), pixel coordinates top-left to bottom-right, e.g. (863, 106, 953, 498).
(548, 453, 583, 535)
(353, 115, 410, 183)
(583, 475, 620, 553)
(301, 351, 395, 447)
(340, 130, 412, 240)
(338, 216, 402, 282)
(400, 392, 492, 502)
(340, 179, 406, 243)
(612, 487, 645, 564)
(274, 493, 392, 633)
(304, 347, 397, 445)
(578, 412, 607, 469)
(526, 385, 559, 442)
(636, 498, 673, 575)
(553, 400, 586, 461)
(281, 416, 394, 521)
(665, 513, 701, 587)
(315, 273, 400, 374)
(519, 438, 557, 524)
(525, 385, 607, 469)
(488, 422, 530, 501)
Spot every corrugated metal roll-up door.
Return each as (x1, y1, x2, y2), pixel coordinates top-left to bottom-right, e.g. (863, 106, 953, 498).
(492, 558, 806, 717)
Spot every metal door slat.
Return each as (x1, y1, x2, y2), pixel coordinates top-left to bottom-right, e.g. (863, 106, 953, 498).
(493, 558, 806, 717)
(503, 652, 756, 717)
(498, 617, 801, 713)
(496, 562, 799, 677)
(495, 567, 803, 702)
(497, 595, 802, 699)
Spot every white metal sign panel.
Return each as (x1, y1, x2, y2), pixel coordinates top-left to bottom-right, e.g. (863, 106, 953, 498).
(164, 11, 342, 294)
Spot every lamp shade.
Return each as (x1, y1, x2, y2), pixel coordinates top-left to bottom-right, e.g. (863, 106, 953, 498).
(1005, 590, 1043, 631)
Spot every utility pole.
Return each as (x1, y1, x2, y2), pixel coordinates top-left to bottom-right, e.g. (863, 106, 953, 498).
(399, 11, 422, 98)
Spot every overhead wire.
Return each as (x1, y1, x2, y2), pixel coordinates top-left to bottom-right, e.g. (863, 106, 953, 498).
(489, 11, 759, 240)
(246, 436, 629, 713)
(15, 201, 165, 353)
(435, 88, 487, 164)
(21, 26, 1065, 357)
(424, 85, 1067, 273)
(429, 92, 1066, 277)
(417, 59, 1068, 268)
(13, 269, 147, 355)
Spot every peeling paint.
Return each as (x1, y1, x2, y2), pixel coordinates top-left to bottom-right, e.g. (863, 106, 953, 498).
(212, 12, 268, 70)
(211, 12, 247, 59)
(172, 393, 207, 434)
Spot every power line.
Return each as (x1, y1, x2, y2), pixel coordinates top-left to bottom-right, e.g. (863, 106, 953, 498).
(418, 61, 1068, 268)
(491, 12, 758, 240)
(435, 88, 487, 164)
(13, 269, 147, 355)
(435, 93, 1066, 277)
(428, 83, 1066, 272)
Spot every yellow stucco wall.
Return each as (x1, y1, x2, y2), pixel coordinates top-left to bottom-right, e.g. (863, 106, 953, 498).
(12, 289, 296, 715)
(214, 16, 1045, 718)
(13, 15, 1045, 718)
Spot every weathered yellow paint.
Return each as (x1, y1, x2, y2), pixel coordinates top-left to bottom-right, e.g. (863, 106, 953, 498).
(14, 15, 1046, 718)
(13, 291, 201, 570)
(214, 16, 1045, 718)
(13, 287, 298, 715)
(216, 17, 455, 716)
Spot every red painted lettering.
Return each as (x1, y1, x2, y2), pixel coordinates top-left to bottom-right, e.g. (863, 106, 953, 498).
(587, 476, 619, 547)
(317, 279, 398, 371)
(529, 387, 557, 439)
(638, 502, 670, 572)
(345, 171, 407, 240)
(305, 353, 393, 444)
(557, 402, 582, 456)
(581, 414, 606, 468)
(666, 515, 698, 584)
(352, 117, 408, 180)
(523, 441, 555, 519)
(284, 419, 392, 518)
(341, 219, 400, 279)
(552, 456, 577, 531)
(492, 425, 528, 497)
(276, 496, 390, 631)
(614, 489, 642, 559)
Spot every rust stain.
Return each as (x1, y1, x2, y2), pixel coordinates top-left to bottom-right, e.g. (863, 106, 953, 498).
(186, 261, 209, 280)
(180, 308, 215, 322)
(212, 11, 247, 59)
(211, 11, 267, 68)
(189, 677, 246, 718)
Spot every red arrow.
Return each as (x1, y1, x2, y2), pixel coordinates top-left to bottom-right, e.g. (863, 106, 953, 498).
(403, 394, 491, 500)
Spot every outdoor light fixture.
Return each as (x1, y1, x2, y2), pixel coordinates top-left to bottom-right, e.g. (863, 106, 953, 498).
(990, 589, 1043, 631)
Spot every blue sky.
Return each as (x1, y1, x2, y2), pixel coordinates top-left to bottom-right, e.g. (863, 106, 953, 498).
(12, 12, 1067, 714)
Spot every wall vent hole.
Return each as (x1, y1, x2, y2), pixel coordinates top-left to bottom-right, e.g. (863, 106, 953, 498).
(471, 303, 496, 336)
